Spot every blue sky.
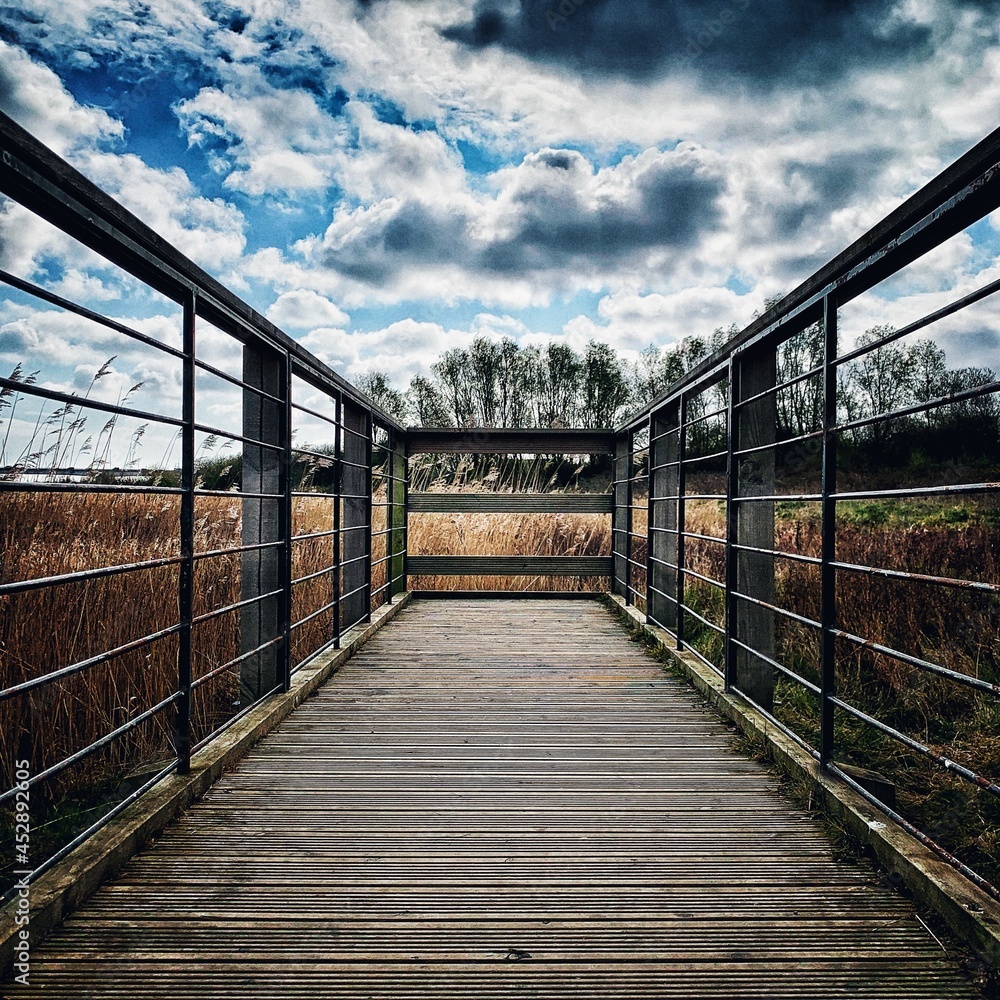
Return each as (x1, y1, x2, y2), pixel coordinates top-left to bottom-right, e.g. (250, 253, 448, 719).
(1, 0, 1000, 448)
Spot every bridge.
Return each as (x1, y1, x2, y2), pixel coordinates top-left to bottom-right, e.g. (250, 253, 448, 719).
(1, 112, 999, 996)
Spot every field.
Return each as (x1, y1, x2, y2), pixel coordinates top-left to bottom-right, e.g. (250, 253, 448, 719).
(0, 490, 352, 887)
(674, 497, 1000, 889)
(2, 485, 998, 896)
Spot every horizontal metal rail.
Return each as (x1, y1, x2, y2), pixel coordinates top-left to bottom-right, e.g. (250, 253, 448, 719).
(620, 123, 1000, 906)
(408, 491, 613, 513)
(407, 555, 613, 576)
(0, 109, 404, 902)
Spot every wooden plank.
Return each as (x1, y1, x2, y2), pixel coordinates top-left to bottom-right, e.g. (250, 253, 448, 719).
(406, 556, 612, 576)
(7, 599, 978, 999)
(405, 428, 614, 455)
(408, 492, 613, 513)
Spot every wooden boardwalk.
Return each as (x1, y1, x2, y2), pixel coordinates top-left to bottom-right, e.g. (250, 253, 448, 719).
(9, 599, 978, 998)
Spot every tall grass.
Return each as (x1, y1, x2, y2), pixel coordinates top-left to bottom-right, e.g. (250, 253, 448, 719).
(406, 453, 612, 592)
(4, 477, 995, 894)
(0, 489, 350, 893)
(668, 498, 1000, 887)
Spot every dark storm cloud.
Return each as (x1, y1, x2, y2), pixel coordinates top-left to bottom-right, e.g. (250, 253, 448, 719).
(485, 152, 723, 272)
(442, 0, 949, 88)
(770, 149, 894, 239)
(319, 146, 724, 285)
(321, 200, 472, 284)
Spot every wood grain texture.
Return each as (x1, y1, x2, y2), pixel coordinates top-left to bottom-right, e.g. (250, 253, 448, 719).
(7, 599, 977, 998)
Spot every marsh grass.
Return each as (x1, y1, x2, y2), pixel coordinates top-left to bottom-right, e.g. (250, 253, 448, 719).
(674, 498, 1000, 888)
(406, 454, 613, 592)
(2, 478, 996, 894)
(0, 490, 349, 892)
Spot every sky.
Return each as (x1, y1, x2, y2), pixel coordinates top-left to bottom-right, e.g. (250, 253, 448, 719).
(1, 0, 1000, 459)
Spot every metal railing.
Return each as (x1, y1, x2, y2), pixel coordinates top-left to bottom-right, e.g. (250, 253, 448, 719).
(405, 428, 615, 589)
(3, 101, 1000, 914)
(0, 111, 405, 901)
(614, 124, 1000, 899)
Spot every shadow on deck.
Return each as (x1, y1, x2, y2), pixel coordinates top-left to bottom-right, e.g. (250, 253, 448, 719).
(5, 598, 978, 999)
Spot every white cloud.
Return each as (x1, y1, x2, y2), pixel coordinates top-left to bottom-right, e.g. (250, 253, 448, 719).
(3, 0, 1000, 394)
(70, 151, 247, 270)
(0, 39, 123, 155)
(266, 289, 349, 329)
(176, 74, 348, 197)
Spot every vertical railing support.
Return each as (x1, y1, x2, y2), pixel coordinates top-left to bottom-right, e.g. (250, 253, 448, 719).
(240, 340, 286, 705)
(645, 414, 655, 622)
(733, 345, 776, 713)
(820, 295, 839, 766)
(332, 390, 343, 648)
(364, 411, 373, 622)
(625, 433, 634, 605)
(280, 352, 292, 692)
(648, 404, 679, 631)
(340, 400, 369, 632)
(390, 430, 408, 598)
(724, 356, 739, 693)
(676, 394, 687, 651)
(175, 290, 195, 775)
(613, 433, 630, 600)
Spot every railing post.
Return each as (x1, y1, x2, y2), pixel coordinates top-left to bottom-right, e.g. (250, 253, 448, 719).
(648, 404, 679, 632)
(724, 356, 738, 693)
(365, 411, 373, 622)
(676, 394, 687, 650)
(820, 295, 839, 766)
(175, 290, 195, 775)
(613, 433, 630, 600)
(625, 433, 634, 605)
(332, 389, 342, 648)
(390, 430, 407, 598)
(645, 414, 654, 622)
(280, 352, 292, 692)
(732, 344, 776, 713)
(240, 340, 286, 706)
(340, 400, 369, 632)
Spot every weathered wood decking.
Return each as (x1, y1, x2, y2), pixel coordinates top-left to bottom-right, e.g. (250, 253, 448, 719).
(8, 599, 978, 998)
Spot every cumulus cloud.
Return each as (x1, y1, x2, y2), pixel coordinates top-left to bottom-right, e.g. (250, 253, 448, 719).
(176, 74, 348, 197)
(0, 38, 122, 155)
(266, 289, 349, 329)
(3, 0, 1000, 405)
(297, 318, 473, 385)
(0, 36, 247, 279)
(72, 150, 247, 269)
(258, 142, 727, 306)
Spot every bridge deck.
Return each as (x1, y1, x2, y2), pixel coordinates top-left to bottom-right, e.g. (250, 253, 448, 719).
(10, 599, 977, 998)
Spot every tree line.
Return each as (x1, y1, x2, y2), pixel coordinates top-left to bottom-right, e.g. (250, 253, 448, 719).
(355, 321, 999, 468)
(355, 332, 734, 430)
